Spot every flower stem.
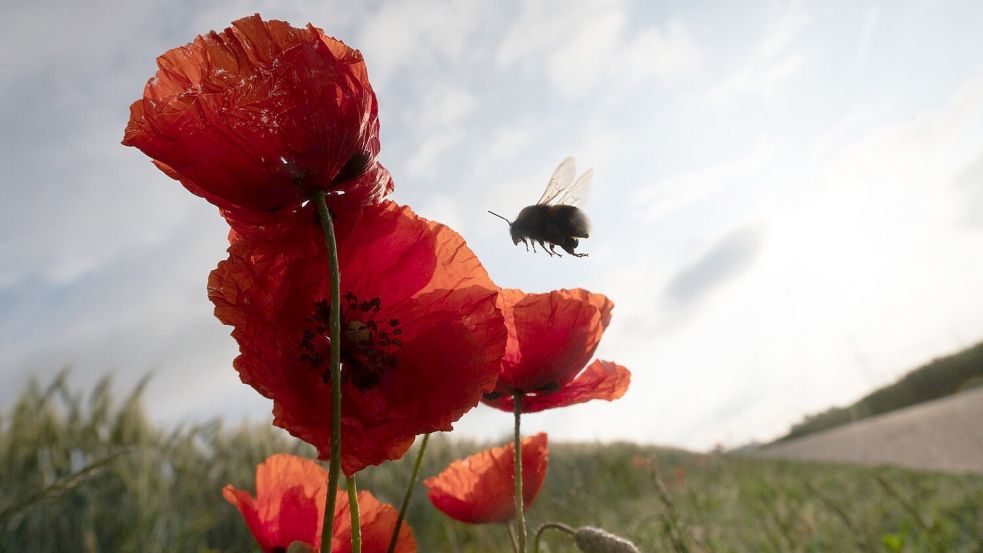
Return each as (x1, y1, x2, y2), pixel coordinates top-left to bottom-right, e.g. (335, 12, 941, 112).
(513, 392, 526, 553)
(312, 191, 343, 553)
(534, 522, 576, 553)
(506, 523, 520, 553)
(347, 476, 362, 553)
(387, 433, 431, 553)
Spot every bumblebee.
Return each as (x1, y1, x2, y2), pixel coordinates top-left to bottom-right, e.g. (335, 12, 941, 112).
(488, 157, 593, 258)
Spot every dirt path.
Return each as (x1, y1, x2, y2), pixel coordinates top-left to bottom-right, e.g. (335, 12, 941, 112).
(758, 386, 983, 474)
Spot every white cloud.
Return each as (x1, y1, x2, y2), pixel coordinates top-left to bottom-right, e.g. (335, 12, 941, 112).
(856, 4, 881, 66)
(544, 7, 627, 97)
(0, 120, 198, 291)
(638, 139, 777, 222)
(4, 0, 983, 455)
(603, 76, 983, 449)
(496, 0, 701, 97)
(406, 130, 465, 178)
(612, 20, 703, 84)
(486, 126, 532, 161)
(953, 150, 983, 227)
(710, 13, 806, 100)
(663, 225, 766, 309)
(495, 0, 581, 67)
(188, 0, 364, 36)
(416, 194, 468, 236)
(401, 83, 475, 179)
(356, 0, 481, 86)
(0, 0, 149, 81)
(411, 84, 475, 132)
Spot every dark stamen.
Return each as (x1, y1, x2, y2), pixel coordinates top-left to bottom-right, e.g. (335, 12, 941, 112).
(303, 292, 404, 391)
(332, 152, 372, 184)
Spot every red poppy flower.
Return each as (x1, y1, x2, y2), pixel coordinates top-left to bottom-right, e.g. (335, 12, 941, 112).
(331, 490, 416, 553)
(481, 288, 630, 413)
(208, 201, 507, 474)
(425, 433, 549, 524)
(224, 454, 417, 553)
(123, 14, 391, 220)
(223, 454, 327, 552)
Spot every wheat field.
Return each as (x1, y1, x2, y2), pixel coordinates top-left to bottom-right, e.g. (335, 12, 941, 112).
(1, 374, 981, 552)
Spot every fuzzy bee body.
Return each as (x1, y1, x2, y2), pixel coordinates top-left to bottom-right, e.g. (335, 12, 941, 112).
(510, 204, 591, 256)
(490, 157, 594, 258)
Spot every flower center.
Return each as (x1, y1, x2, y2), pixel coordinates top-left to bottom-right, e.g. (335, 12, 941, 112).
(331, 151, 372, 184)
(298, 293, 403, 391)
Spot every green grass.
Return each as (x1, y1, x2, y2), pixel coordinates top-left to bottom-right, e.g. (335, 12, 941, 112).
(2, 374, 981, 552)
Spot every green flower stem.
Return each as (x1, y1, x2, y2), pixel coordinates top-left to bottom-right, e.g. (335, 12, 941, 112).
(312, 191, 343, 553)
(534, 522, 576, 553)
(513, 392, 527, 553)
(386, 433, 431, 553)
(506, 523, 520, 553)
(347, 476, 362, 553)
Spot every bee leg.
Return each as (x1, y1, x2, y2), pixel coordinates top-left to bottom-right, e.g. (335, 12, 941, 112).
(530, 241, 537, 254)
(539, 241, 555, 257)
(560, 243, 588, 258)
(523, 239, 530, 252)
(547, 243, 562, 257)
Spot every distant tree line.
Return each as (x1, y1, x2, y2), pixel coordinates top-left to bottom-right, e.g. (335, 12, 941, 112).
(778, 340, 983, 442)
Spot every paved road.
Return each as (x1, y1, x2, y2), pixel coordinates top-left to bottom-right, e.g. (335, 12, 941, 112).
(758, 386, 983, 474)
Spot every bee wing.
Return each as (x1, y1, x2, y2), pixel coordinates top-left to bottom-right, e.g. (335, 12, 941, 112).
(554, 168, 593, 208)
(536, 156, 577, 205)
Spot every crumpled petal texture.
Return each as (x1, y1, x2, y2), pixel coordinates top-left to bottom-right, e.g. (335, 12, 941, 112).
(209, 201, 506, 474)
(482, 289, 628, 413)
(123, 14, 391, 217)
(224, 454, 417, 552)
(331, 490, 416, 553)
(425, 433, 548, 524)
(496, 288, 613, 392)
(483, 360, 630, 413)
(223, 454, 327, 552)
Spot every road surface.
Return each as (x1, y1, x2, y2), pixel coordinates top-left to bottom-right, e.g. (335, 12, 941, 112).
(758, 386, 983, 474)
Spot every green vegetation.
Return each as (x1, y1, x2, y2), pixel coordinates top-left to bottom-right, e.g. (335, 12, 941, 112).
(779, 341, 983, 442)
(2, 374, 982, 552)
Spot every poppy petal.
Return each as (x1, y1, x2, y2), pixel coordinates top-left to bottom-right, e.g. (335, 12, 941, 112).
(425, 433, 548, 524)
(222, 486, 271, 551)
(484, 360, 630, 414)
(223, 454, 327, 552)
(208, 202, 506, 475)
(495, 289, 614, 394)
(123, 14, 390, 216)
(225, 454, 416, 552)
(331, 490, 416, 553)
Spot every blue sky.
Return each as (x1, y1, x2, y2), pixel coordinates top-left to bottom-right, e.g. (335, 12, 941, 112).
(2, 0, 982, 449)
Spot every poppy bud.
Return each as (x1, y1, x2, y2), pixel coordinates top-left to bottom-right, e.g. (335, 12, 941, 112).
(286, 542, 316, 553)
(573, 526, 641, 553)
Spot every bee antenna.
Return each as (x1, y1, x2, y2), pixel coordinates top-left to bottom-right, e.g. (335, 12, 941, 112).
(487, 210, 513, 226)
